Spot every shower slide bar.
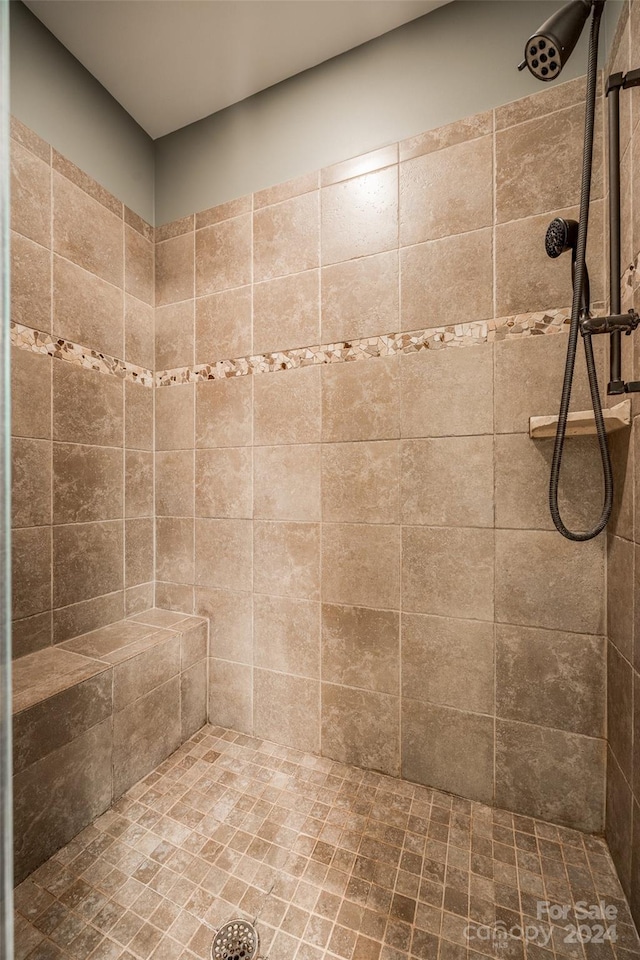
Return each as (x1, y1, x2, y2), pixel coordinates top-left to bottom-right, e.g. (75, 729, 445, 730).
(588, 67, 640, 393)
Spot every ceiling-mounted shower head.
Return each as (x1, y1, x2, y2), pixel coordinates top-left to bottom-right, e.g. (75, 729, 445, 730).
(518, 0, 592, 81)
(545, 217, 579, 258)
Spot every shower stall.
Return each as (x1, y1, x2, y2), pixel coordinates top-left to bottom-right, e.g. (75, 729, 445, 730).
(4, 0, 640, 957)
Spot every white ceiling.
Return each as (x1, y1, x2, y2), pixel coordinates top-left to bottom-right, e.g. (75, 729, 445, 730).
(24, 0, 452, 140)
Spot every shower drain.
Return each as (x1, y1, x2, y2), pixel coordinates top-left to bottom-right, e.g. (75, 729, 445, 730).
(211, 919, 260, 960)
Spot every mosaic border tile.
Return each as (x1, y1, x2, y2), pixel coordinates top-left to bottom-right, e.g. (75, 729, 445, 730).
(10, 322, 154, 387)
(156, 308, 572, 387)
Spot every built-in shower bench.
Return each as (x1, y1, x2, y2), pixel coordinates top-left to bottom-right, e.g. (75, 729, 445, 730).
(12, 608, 208, 883)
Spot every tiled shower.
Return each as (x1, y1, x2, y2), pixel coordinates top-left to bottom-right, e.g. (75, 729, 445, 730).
(6, 0, 640, 957)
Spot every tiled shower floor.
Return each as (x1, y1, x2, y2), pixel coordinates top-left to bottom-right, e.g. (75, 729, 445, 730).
(13, 727, 640, 960)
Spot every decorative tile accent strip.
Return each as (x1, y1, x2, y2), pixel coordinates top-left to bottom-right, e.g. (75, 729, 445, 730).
(10, 322, 154, 387)
(10, 309, 575, 389)
(157, 307, 572, 387)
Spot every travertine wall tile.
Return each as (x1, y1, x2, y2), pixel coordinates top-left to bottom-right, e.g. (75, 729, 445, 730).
(402, 699, 494, 804)
(195, 285, 251, 364)
(495, 432, 605, 531)
(195, 518, 252, 592)
(155, 449, 195, 517)
(196, 214, 251, 296)
(14, 719, 112, 883)
(124, 517, 154, 588)
(155, 383, 194, 450)
(155, 231, 194, 306)
(53, 593, 125, 646)
(11, 140, 51, 248)
(125, 381, 153, 452)
(400, 135, 492, 245)
(321, 166, 397, 265)
(196, 376, 252, 448)
(253, 269, 320, 355)
(495, 623, 605, 737)
(495, 529, 604, 635)
(495, 719, 605, 833)
(12, 438, 51, 529)
(254, 520, 320, 601)
(255, 365, 321, 445)
(155, 300, 195, 370)
(254, 594, 320, 678)
(53, 521, 124, 609)
(321, 683, 400, 777)
(321, 251, 398, 344)
(113, 677, 181, 797)
(321, 604, 399, 695)
(254, 444, 321, 522)
(53, 444, 123, 523)
(11, 232, 51, 331)
(13, 526, 51, 621)
(400, 228, 493, 329)
(400, 437, 493, 527)
(155, 517, 194, 585)
(495, 200, 605, 316)
(254, 668, 320, 752)
(322, 523, 400, 610)
(53, 363, 123, 448)
(254, 191, 319, 281)
(196, 587, 252, 664)
(494, 332, 604, 434)
(125, 222, 154, 306)
(208, 659, 252, 733)
(322, 440, 399, 525)
(195, 447, 252, 519)
(402, 614, 494, 714)
(608, 639, 634, 784)
(608, 534, 634, 662)
(322, 356, 399, 442)
(400, 344, 494, 438)
(125, 294, 154, 370)
(496, 102, 603, 223)
(125, 449, 154, 519)
(402, 526, 494, 621)
(52, 254, 124, 359)
(53, 173, 122, 287)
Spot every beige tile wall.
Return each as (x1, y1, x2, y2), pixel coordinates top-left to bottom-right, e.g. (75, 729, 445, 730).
(153, 74, 610, 834)
(10, 118, 155, 657)
(604, 0, 640, 931)
(10, 54, 624, 855)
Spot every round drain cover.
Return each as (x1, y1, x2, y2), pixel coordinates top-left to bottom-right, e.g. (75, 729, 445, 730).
(211, 919, 260, 960)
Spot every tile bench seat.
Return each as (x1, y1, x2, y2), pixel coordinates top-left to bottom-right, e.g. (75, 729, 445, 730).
(12, 609, 208, 883)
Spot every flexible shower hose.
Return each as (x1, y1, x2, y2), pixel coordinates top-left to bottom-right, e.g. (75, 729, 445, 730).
(549, 0, 613, 541)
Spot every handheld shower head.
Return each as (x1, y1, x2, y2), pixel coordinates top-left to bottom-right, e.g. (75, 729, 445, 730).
(519, 0, 592, 81)
(545, 217, 579, 258)
(545, 217, 591, 314)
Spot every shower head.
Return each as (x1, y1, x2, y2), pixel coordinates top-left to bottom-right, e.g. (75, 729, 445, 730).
(545, 217, 579, 258)
(518, 0, 592, 81)
(545, 217, 591, 314)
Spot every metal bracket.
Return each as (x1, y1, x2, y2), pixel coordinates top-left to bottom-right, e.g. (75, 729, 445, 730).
(606, 71, 625, 95)
(581, 309, 640, 336)
(606, 68, 640, 96)
(623, 67, 640, 89)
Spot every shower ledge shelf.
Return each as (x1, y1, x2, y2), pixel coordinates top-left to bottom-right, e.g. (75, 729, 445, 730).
(529, 399, 631, 439)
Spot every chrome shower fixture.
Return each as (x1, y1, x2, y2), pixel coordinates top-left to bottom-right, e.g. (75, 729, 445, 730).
(518, 0, 592, 81)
